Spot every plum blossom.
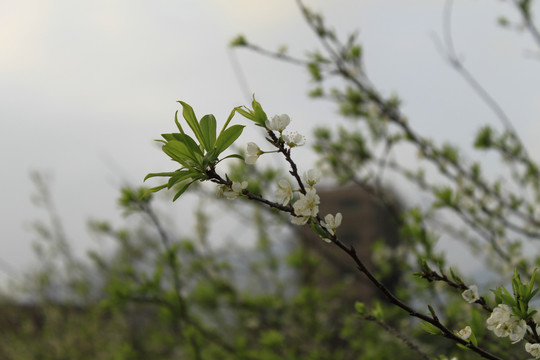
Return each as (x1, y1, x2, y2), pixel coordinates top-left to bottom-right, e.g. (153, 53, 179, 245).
(320, 213, 342, 243)
(292, 188, 320, 225)
(486, 304, 527, 343)
(321, 213, 342, 236)
(245, 142, 261, 165)
(461, 285, 479, 304)
(457, 326, 472, 340)
(275, 179, 293, 206)
(266, 114, 290, 132)
(283, 131, 305, 147)
(526, 343, 540, 359)
(220, 181, 248, 200)
(303, 169, 321, 188)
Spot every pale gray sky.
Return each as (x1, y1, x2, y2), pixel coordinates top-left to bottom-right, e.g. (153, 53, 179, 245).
(1, 0, 539, 284)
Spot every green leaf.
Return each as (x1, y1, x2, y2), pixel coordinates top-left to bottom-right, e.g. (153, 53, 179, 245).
(419, 321, 441, 335)
(163, 139, 202, 166)
(142, 184, 168, 198)
(251, 96, 268, 127)
(169, 134, 203, 158)
(167, 170, 198, 189)
(144, 171, 178, 181)
(427, 305, 437, 319)
(469, 332, 478, 346)
(528, 269, 538, 292)
(172, 180, 197, 201)
(174, 110, 186, 136)
(354, 301, 366, 315)
(178, 101, 204, 145)
(236, 107, 256, 121)
(199, 114, 217, 151)
(220, 106, 242, 133)
(218, 153, 244, 162)
(160, 144, 191, 169)
(309, 221, 329, 239)
(215, 124, 245, 155)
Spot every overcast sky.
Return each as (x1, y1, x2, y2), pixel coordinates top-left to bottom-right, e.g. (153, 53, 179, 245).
(1, 0, 539, 285)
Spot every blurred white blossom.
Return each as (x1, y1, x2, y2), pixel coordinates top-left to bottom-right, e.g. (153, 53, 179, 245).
(275, 179, 293, 206)
(283, 131, 305, 147)
(221, 181, 248, 200)
(245, 142, 261, 165)
(321, 213, 342, 236)
(303, 169, 321, 188)
(462, 285, 479, 304)
(526, 343, 540, 359)
(457, 326, 472, 340)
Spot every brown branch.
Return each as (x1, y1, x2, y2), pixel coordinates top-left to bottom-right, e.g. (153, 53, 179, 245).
(363, 314, 434, 360)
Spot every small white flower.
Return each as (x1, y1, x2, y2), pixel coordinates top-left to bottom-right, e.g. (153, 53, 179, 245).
(486, 304, 512, 337)
(508, 318, 527, 343)
(321, 213, 342, 236)
(457, 326, 472, 340)
(283, 131, 305, 147)
(486, 304, 527, 343)
(303, 169, 321, 188)
(525, 343, 540, 359)
(265, 114, 290, 132)
(222, 181, 248, 200)
(275, 179, 293, 206)
(462, 285, 479, 304)
(291, 188, 319, 224)
(245, 142, 261, 165)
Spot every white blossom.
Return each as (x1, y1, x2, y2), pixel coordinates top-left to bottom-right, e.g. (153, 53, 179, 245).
(275, 179, 293, 206)
(321, 213, 342, 236)
(291, 188, 320, 224)
(462, 285, 479, 304)
(457, 326, 472, 340)
(507, 319, 527, 343)
(486, 304, 527, 343)
(283, 131, 305, 147)
(221, 181, 248, 200)
(291, 215, 310, 225)
(245, 142, 261, 165)
(265, 114, 290, 132)
(526, 343, 540, 359)
(303, 169, 321, 188)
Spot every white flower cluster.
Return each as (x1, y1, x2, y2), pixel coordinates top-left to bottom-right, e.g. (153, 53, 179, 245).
(461, 285, 540, 357)
(486, 304, 527, 343)
(219, 181, 248, 200)
(245, 113, 305, 166)
(289, 169, 321, 225)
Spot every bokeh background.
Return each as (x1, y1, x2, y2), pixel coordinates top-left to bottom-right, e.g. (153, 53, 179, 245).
(1, 0, 539, 286)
